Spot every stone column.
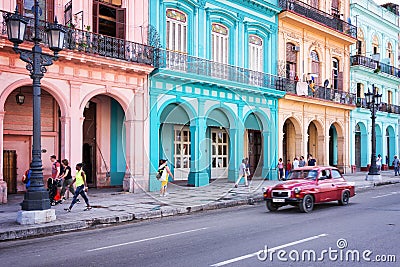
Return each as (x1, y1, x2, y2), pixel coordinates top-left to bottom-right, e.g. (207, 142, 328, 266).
(262, 130, 271, 178)
(59, 116, 71, 161)
(123, 119, 135, 192)
(0, 112, 7, 203)
(149, 93, 160, 192)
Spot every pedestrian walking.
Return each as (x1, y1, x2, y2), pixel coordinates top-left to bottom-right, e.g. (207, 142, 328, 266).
(235, 159, 248, 187)
(59, 159, 76, 201)
(158, 159, 174, 196)
(50, 155, 61, 179)
(64, 163, 91, 212)
(298, 156, 306, 167)
(308, 154, 316, 166)
(277, 158, 284, 181)
(393, 155, 399, 176)
(285, 160, 292, 177)
(245, 158, 251, 179)
(376, 154, 382, 172)
(22, 169, 31, 189)
(293, 157, 299, 169)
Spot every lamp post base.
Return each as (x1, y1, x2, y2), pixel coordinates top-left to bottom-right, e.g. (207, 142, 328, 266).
(366, 173, 382, 182)
(17, 209, 56, 225)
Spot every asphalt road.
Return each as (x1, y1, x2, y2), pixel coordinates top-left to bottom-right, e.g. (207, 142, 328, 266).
(1, 184, 399, 267)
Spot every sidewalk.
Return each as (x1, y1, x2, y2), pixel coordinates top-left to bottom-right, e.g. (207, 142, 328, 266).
(1, 171, 399, 241)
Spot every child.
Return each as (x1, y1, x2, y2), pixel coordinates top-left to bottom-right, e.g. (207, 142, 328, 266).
(64, 163, 91, 212)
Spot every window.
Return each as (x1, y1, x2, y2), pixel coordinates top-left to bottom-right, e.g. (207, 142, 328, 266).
(309, 0, 319, 9)
(174, 127, 191, 169)
(286, 43, 297, 80)
(331, 0, 340, 18)
(249, 35, 263, 72)
(310, 50, 320, 85)
(93, 0, 126, 39)
(387, 43, 394, 66)
(211, 129, 228, 169)
(166, 9, 188, 52)
(357, 29, 366, 55)
(331, 169, 342, 179)
(332, 58, 339, 90)
(388, 91, 393, 105)
(372, 35, 379, 56)
(212, 23, 229, 64)
(17, 0, 54, 22)
(357, 83, 364, 99)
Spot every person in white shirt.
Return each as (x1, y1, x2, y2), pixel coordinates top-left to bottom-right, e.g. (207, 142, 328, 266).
(293, 157, 300, 169)
(234, 159, 248, 188)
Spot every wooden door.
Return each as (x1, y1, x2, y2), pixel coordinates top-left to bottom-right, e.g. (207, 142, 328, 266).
(3, 150, 17, 194)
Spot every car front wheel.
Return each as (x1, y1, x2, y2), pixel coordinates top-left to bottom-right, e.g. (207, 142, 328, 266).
(266, 200, 279, 212)
(299, 194, 314, 213)
(338, 190, 350, 206)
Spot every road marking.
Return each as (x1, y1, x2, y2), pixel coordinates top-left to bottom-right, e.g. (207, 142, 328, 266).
(210, 233, 328, 267)
(87, 227, 208, 252)
(372, 191, 399, 199)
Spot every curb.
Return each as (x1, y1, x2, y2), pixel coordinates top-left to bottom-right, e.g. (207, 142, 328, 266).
(1, 181, 399, 241)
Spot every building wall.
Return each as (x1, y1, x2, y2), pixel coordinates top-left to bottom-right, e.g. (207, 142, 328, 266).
(0, 1, 153, 198)
(349, 0, 400, 170)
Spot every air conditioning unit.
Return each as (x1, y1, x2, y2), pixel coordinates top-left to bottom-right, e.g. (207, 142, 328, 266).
(292, 46, 300, 52)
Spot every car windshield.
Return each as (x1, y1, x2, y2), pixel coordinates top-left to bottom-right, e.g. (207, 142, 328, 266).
(286, 170, 318, 180)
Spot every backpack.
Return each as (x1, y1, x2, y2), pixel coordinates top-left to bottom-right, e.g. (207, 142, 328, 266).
(156, 166, 165, 180)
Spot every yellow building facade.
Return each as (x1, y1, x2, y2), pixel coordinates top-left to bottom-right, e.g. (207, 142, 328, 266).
(277, 0, 357, 172)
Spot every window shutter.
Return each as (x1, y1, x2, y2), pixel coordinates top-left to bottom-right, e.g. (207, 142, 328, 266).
(93, 1, 99, 33)
(17, 0, 23, 15)
(338, 72, 343, 91)
(47, 0, 55, 22)
(116, 8, 126, 39)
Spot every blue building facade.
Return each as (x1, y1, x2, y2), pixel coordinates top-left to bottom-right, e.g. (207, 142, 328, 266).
(350, 0, 400, 171)
(148, 0, 284, 191)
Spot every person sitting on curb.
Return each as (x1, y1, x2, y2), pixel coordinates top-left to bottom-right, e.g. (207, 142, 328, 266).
(64, 163, 91, 212)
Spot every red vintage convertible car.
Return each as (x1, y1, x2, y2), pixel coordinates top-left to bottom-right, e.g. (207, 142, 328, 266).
(263, 166, 355, 213)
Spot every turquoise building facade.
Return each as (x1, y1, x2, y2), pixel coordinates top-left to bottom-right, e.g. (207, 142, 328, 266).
(350, 0, 400, 170)
(149, 0, 284, 191)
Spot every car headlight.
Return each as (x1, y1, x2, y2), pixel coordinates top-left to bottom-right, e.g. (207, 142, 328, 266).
(294, 187, 301, 194)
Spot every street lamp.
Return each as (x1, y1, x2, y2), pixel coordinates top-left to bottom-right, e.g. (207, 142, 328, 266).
(5, 2, 65, 216)
(364, 84, 382, 179)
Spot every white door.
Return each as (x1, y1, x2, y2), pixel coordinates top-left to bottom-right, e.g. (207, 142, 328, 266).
(174, 126, 191, 181)
(211, 128, 229, 179)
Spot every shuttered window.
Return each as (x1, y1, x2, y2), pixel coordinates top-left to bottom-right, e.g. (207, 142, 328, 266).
(212, 23, 229, 64)
(93, 0, 126, 39)
(249, 35, 263, 72)
(166, 9, 187, 52)
(17, 0, 54, 22)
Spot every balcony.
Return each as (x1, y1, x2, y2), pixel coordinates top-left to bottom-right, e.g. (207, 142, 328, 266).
(0, 10, 154, 66)
(278, 0, 357, 38)
(356, 98, 400, 114)
(156, 49, 356, 105)
(351, 55, 400, 79)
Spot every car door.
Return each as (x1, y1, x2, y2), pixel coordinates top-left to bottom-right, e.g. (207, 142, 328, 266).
(316, 169, 336, 202)
(330, 169, 344, 200)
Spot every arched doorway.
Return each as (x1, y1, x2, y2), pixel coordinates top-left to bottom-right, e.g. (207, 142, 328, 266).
(244, 113, 263, 178)
(282, 118, 301, 162)
(375, 124, 383, 163)
(307, 121, 319, 161)
(386, 126, 396, 167)
(207, 108, 230, 179)
(159, 103, 191, 181)
(355, 122, 368, 170)
(329, 125, 338, 166)
(82, 96, 126, 187)
(3, 87, 61, 193)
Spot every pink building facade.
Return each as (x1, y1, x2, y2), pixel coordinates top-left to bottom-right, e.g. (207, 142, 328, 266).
(0, 0, 153, 203)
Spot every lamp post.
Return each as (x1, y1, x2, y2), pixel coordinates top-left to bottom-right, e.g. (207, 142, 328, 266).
(364, 84, 382, 179)
(5, 2, 65, 214)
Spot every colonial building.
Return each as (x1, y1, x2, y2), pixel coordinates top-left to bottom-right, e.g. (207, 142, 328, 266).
(350, 0, 400, 171)
(277, 0, 357, 172)
(148, 0, 283, 191)
(0, 0, 153, 200)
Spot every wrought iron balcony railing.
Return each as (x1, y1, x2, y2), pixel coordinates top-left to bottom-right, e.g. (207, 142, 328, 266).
(350, 55, 400, 79)
(156, 49, 356, 105)
(1, 10, 154, 66)
(279, 0, 357, 38)
(356, 98, 400, 114)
